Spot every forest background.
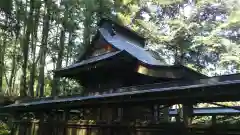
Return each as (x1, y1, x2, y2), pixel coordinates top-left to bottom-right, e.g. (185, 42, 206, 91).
(0, 0, 239, 133)
(0, 0, 239, 97)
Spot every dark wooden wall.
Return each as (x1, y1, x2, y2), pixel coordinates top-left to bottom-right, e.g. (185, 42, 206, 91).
(11, 120, 240, 135)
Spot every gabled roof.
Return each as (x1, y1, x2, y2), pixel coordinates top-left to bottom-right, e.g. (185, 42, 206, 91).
(98, 27, 166, 66)
(79, 18, 146, 61)
(98, 18, 146, 46)
(54, 51, 123, 75)
(54, 18, 207, 78)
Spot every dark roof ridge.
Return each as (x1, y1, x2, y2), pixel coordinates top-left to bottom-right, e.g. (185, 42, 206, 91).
(98, 18, 146, 44)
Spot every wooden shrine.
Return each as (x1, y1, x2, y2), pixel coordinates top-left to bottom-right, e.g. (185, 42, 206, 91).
(53, 18, 207, 94)
(2, 18, 240, 135)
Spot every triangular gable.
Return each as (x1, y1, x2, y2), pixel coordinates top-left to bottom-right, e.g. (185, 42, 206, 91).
(80, 18, 146, 60)
(98, 18, 146, 47)
(81, 18, 164, 66)
(85, 36, 118, 58)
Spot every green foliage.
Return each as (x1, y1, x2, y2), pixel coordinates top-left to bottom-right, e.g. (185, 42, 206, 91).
(0, 122, 10, 135)
(0, 0, 238, 98)
(0, 0, 239, 129)
(0, 0, 12, 14)
(152, 0, 183, 5)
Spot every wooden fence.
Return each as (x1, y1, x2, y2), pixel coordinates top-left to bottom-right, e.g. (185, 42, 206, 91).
(10, 120, 240, 135)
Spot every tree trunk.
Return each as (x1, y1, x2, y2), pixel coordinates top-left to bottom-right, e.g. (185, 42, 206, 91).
(66, 32, 73, 67)
(0, 34, 6, 93)
(51, 30, 66, 96)
(51, 5, 68, 96)
(77, 3, 92, 61)
(37, 0, 50, 97)
(58, 30, 66, 68)
(20, 0, 34, 97)
(29, 2, 41, 97)
(0, 38, 3, 93)
(9, 43, 16, 95)
(9, 0, 21, 96)
(0, 16, 8, 93)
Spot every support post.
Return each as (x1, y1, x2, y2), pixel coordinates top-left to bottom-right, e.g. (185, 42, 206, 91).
(97, 107, 101, 121)
(63, 110, 69, 121)
(35, 112, 45, 135)
(117, 107, 123, 121)
(159, 105, 170, 123)
(182, 104, 193, 126)
(162, 106, 169, 122)
(211, 115, 216, 125)
(153, 104, 159, 123)
(101, 105, 113, 123)
(10, 112, 19, 135)
(63, 110, 69, 135)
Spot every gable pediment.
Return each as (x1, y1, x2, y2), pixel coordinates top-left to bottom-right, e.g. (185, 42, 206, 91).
(86, 36, 118, 58)
(82, 19, 146, 60)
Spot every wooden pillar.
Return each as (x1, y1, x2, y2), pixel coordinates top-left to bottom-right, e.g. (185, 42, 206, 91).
(120, 106, 129, 123)
(48, 111, 56, 135)
(35, 112, 44, 135)
(153, 105, 158, 122)
(84, 108, 96, 120)
(80, 108, 84, 120)
(112, 107, 119, 121)
(159, 105, 169, 122)
(101, 105, 113, 123)
(182, 104, 193, 126)
(97, 107, 101, 121)
(162, 106, 169, 122)
(89, 107, 99, 135)
(10, 112, 19, 135)
(63, 110, 70, 121)
(117, 107, 123, 121)
(25, 112, 35, 135)
(175, 105, 181, 123)
(63, 110, 69, 135)
(99, 105, 113, 135)
(211, 115, 216, 125)
(175, 115, 181, 123)
(9, 114, 15, 135)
